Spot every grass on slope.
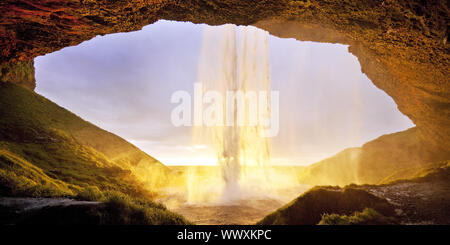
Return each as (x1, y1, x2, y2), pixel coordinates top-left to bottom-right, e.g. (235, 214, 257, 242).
(257, 186, 396, 225)
(8, 191, 192, 225)
(0, 82, 191, 224)
(318, 208, 398, 225)
(98, 191, 192, 225)
(0, 149, 78, 197)
(296, 128, 445, 186)
(379, 160, 450, 185)
(0, 82, 167, 199)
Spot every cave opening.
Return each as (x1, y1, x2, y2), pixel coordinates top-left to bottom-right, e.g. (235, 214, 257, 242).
(33, 20, 415, 224)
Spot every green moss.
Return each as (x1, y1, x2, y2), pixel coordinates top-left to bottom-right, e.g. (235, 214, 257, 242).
(379, 160, 450, 185)
(257, 186, 395, 225)
(318, 208, 398, 225)
(10, 191, 191, 225)
(0, 82, 191, 224)
(0, 82, 166, 199)
(0, 149, 78, 197)
(99, 191, 192, 225)
(76, 185, 104, 201)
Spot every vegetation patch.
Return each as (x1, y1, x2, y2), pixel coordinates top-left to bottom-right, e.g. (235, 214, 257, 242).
(257, 186, 395, 225)
(7, 191, 191, 225)
(318, 208, 398, 225)
(0, 82, 167, 199)
(379, 160, 450, 185)
(0, 149, 78, 197)
(0, 82, 192, 224)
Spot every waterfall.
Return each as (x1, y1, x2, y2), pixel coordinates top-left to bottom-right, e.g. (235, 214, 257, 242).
(195, 24, 272, 202)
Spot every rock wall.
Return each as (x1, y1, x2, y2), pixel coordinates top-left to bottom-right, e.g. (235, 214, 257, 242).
(0, 60, 35, 90)
(0, 0, 448, 155)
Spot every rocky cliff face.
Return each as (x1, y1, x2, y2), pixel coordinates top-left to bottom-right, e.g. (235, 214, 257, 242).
(0, 0, 448, 157)
(0, 60, 35, 90)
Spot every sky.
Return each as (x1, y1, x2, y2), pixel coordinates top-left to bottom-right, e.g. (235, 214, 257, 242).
(34, 20, 414, 166)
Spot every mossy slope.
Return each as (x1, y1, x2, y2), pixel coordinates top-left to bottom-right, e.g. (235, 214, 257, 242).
(1, 191, 191, 225)
(0, 82, 168, 198)
(257, 187, 396, 225)
(297, 128, 445, 186)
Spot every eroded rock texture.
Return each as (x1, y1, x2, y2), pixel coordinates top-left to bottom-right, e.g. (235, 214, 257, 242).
(0, 60, 35, 90)
(0, 1, 448, 158)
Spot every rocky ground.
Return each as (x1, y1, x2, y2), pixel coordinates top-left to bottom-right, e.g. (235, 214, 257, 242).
(364, 181, 450, 225)
(0, 197, 101, 224)
(172, 199, 284, 225)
